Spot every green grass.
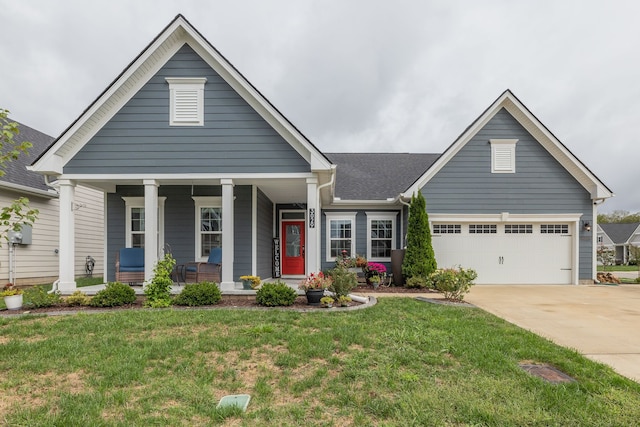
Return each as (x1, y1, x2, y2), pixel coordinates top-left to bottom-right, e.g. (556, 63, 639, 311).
(1, 299, 639, 426)
(597, 265, 640, 272)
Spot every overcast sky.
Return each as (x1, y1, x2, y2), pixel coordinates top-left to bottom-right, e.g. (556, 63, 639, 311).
(1, 0, 638, 213)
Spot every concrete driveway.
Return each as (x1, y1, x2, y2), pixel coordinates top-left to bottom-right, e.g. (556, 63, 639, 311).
(464, 284, 640, 383)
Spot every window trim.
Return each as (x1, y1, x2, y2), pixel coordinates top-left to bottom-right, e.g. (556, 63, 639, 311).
(166, 77, 207, 126)
(324, 212, 357, 262)
(366, 212, 397, 262)
(490, 139, 518, 173)
(122, 196, 166, 249)
(193, 196, 222, 262)
(432, 224, 461, 234)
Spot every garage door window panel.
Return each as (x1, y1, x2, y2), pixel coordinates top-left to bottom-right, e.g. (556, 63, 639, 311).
(505, 224, 532, 234)
(469, 224, 496, 234)
(541, 224, 569, 234)
(433, 224, 461, 234)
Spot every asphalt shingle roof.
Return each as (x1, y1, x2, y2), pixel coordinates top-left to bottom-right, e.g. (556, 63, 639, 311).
(1, 121, 54, 192)
(325, 153, 440, 200)
(600, 222, 640, 244)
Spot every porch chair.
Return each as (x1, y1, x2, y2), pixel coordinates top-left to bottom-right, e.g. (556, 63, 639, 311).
(184, 247, 222, 283)
(115, 248, 145, 284)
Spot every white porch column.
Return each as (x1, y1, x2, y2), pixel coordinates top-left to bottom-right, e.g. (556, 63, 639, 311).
(306, 177, 319, 273)
(220, 179, 235, 290)
(58, 180, 77, 292)
(143, 180, 159, 285)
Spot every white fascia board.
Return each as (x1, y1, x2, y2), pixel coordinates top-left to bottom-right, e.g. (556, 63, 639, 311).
(59, 172, 316, 182)
(428, 213, 583, 223)
(31, 23, 187, 174)
(404, 90, 613, 201)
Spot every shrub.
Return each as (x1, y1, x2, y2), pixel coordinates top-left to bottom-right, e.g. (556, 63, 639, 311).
(402, 192, 437, 279)
(256, 281, 297, 307)
(90, 282, 136, 307)
(430, 267, 477, 301)
(328, 266, 357, 297)
(144, 253, 175, 308)
(405, 276, 429, 289)
(65, 290, 91, 306)
(173, 282, 222, 306)
(337, 295, 352, 307)
(24, 286, 61, 308)
(635, 277, 640, 284)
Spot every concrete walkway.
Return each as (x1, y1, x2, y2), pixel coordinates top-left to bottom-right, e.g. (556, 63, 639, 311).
(464, 284, 640, 383)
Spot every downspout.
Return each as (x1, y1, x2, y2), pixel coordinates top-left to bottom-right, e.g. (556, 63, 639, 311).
(592, 198, 607, 284)
(315, 166, 337, 268)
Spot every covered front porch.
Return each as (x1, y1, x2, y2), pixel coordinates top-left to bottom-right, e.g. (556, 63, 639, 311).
(54, 173, 333, 294)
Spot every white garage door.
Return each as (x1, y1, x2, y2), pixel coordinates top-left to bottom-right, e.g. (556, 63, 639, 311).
(431, 223, 573, 284)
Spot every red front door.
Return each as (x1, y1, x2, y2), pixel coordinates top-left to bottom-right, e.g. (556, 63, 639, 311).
(282, 221, 305, 275)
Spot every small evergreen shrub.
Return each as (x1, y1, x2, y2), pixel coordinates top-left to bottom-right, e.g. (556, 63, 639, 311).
(24, 286, 61, 308)
(430, 267, 477, 301)
(328, 265, 357, 297)
(402, 192, 437, 280)
(635, 277, 640, 284)
(173, 282, 222, 306)
(256, 281, 297, 307)
(144, 253, 175, 308)
(405, 276, 429, 289)
(90, 282, 136, 307)
(65, 290, 91, 306)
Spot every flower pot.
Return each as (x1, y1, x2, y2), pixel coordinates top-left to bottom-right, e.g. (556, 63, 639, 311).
(305, 289, 324, 306)
(241, 280, 253, 290)
(4, 294, 23, 310)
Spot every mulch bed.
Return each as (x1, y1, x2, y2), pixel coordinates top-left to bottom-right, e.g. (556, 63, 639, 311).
(1, 286, 441, 316)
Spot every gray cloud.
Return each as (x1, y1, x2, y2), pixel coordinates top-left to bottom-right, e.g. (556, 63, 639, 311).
(1, 0, 638, 212)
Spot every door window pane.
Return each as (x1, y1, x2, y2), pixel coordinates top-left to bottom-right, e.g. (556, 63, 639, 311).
(286, 225, 301, 257)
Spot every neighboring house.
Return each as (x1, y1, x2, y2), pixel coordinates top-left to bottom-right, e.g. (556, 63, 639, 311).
(29, 15, 612, 291)
(0, 121, 104, 286)
(597, 223, 640, 264)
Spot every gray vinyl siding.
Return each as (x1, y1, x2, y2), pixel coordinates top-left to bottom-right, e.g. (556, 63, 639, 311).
(65, 44, 310, 174)
(256, 188, 274, 279)
(320, 210, 400, 272)
(422, 108, 593, 279)
(106, 184, 254, 282)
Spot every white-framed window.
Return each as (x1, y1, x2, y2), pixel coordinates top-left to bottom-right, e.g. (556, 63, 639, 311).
(433, 224, 461, 234)
(541, 224, 569, 234)
(325, 212, 356, 262)
(469, 224, 497, 234)
(193, 197, 222, 261)
(122, 197, 166, 249)
(490, 139, 518, 173)
(166, 77, 207, 126)
(505, 224, 533, 234)
(367, 212, 396, 261)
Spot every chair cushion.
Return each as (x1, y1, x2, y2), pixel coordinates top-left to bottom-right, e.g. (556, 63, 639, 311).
(119, 248, 144, 268)
(207, 247, 222, 264)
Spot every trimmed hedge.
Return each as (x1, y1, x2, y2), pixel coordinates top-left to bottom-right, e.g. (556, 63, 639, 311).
(256, 281, 297, 307)
(173, 282, 222, 306)
(90, 282, 136, 307)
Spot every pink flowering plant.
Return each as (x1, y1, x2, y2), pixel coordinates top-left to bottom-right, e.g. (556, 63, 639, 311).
(299, 271, 333, 291)
(365, 262, 386, 276)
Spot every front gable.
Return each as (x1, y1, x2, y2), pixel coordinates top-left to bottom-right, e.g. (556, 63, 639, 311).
(31, 15, 332, 177)
(64, 45, 309, 175)
(423, 108, 591, 214)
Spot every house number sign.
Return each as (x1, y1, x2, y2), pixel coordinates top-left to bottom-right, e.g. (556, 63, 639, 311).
(309, 208, 316, 228)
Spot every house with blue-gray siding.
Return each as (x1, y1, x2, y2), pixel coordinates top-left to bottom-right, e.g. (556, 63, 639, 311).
(30, 15, 612, 292)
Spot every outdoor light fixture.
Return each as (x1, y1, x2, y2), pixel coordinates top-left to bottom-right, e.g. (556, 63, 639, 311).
(582, 221, 591, 232)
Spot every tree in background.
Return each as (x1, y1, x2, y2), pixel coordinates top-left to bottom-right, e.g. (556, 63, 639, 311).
(402, 191, 437, 280)
(597, 210, 640, 224)
(0, 109, 39, 245)
(628, 245, 640, 278)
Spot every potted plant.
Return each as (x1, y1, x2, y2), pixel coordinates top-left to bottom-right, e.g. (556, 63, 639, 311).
(320, 296, 334, 308)
(299, 272, 332, 305)
(239, 275, 261, 290)
(1, 283, 23, 310)
(369, 275, 381, 288)
(364, 262, 387, 287)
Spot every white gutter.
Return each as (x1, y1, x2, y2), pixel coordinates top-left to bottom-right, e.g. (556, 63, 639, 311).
(0, 181, 58, 198)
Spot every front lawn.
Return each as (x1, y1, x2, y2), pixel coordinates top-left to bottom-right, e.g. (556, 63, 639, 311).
(1, 298, 639, 426)
(597, 265, 640, 272)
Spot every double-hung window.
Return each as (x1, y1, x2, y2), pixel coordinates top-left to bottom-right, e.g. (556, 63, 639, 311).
(367, 212, 396, 261)
(193, 197, 222, 261)
(325, 212, 356, 261)
(122, 197, 166, 249)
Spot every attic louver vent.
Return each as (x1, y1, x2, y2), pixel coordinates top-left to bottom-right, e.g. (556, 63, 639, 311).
(490, 139, 518, 173)
(166, 77, 207, 126)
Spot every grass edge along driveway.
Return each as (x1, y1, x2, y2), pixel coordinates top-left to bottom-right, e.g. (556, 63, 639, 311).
(1, 298, 639, 426)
